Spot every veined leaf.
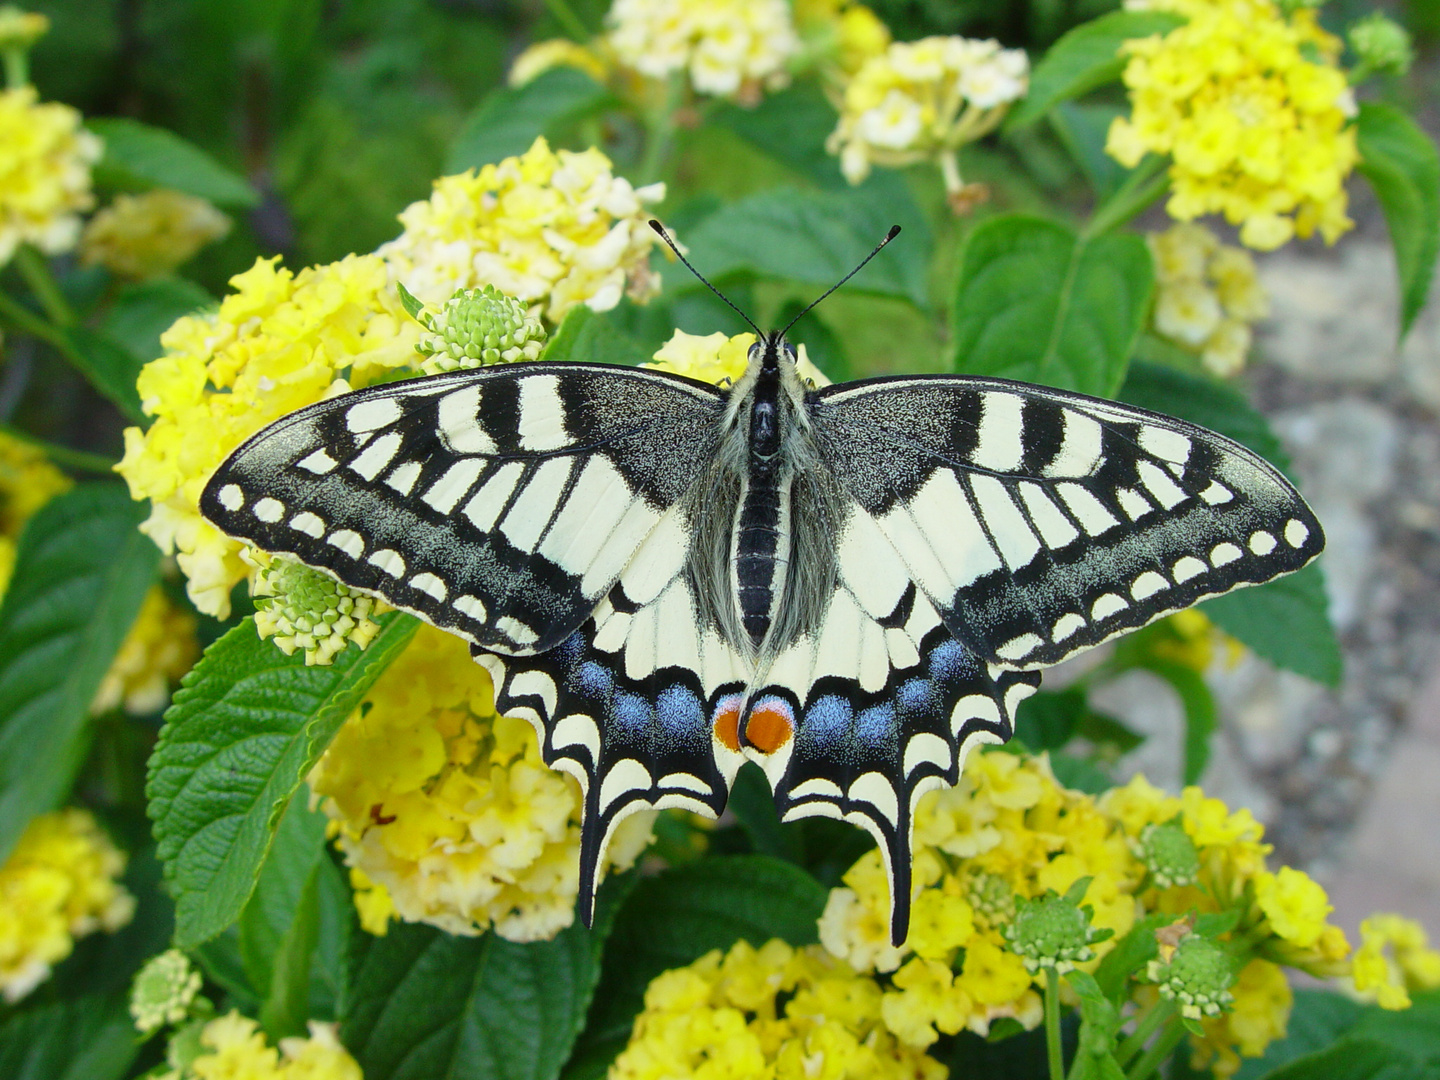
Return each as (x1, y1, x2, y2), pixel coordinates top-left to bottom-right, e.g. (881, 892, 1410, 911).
(1006, 11, 1185, 130)
(951, 214, 1153, 395)
(0, 485, 158, 861)
(148, 612, 418, 946)
(0, 992, 138, 1080)
(1202, 564, 1341, 686)
(60, 326, 147, 425)
(1356, 102, 1440, 339)
(88, 118, 259, 208)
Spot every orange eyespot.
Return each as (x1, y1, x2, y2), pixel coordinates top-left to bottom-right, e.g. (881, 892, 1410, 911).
(743, 701, 794, 754)
(713, 698, 743, 752)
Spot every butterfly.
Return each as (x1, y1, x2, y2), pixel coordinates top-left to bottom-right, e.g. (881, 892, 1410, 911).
(200, 224, 1322, 944)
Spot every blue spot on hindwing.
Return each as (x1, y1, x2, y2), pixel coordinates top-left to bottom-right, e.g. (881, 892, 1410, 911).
(656, 684, 705, 737)
(803, 695, 853, 749)
(577, 660, 614, 699)
(612, 692, 653, 732)
(855, 703, 896, 747)
(897, 677, 939, 717)
(926, 638, 972, 683)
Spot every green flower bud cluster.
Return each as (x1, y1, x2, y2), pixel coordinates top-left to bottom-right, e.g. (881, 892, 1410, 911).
(968, 870, 1016, 926)
(251, 553, 381, 666)
(130, 949, 205, 1035)
(417, 285, 547, 374)
(1348, 14, 1413, 79)
(1147, 934, 1235, 1020)
(1134, 818, 1201, 889)
(1003, 879, 1111, 974)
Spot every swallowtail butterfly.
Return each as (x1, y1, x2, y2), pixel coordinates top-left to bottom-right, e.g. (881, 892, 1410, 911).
(201, 225, 1322, 944)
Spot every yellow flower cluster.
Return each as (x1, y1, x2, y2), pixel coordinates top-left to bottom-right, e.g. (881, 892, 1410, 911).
(80, 189, 231, 279)
(309, 625, 654, 942)
(90, 585, 200, 714)
(1107, 0, 1358, 250)
(115, 253, 415, 617)
(794, 0, 893, 79)
(611, 938, 943, 1080)
(0, 85, 102, 265)
(827, 36, 1028, 186)
(1352, 914, 1440, 1010)
(379, 138, 663, 320)
(0, 429, 71, 599)
(815, 751, 1360, 1074)
(644, 328, 832, 387)
(1149, 223, 1269, 377)
(164, 1012, 360, 1080)
(605, 0, 798, 100)
(0, 808, 134, 1003)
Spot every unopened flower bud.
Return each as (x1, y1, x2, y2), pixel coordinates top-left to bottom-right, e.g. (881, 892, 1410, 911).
(417, 285, 546, 374)
(968, 871, 1016, 926)
(1349, 14, 1413, 78)
(250, 552, 380, 666)
(1003, 879, 1110, 974)
(1134, 817, 1201, 889)
(130, 949, 204, 1034)
(1147, 934, 1235, 1019)
(0, 6, 47, 52)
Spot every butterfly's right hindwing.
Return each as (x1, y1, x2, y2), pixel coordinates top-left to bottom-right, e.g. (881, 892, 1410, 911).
(201, 363, 724, 654)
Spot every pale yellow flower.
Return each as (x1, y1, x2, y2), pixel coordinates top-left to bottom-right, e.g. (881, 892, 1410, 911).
(0, 429, 72, 600)
(606, 0, 798, 99)
(1352, 914, 1440, 1010)
(1147, 223, 1268, 377)
(1190, 958, 1291, 1078)
(310, 625, 654, 942)
(187, 1012, 362, 1080)
(645, 328, 832, 388)
(380, 137, 664, 320)
(80, 189, 230, 278)
(0, 85, 102, 264)
(508, 38, 611, 87)
(0, 809, 134, 1003)
(828, 36, 1028, 188)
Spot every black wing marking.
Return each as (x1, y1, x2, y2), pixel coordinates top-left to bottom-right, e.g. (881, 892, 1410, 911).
(810, 375, 1323, 668)
(740, 502, 1038, 944)
(474, 506, 749, 924)
(200, 363, 724, 654)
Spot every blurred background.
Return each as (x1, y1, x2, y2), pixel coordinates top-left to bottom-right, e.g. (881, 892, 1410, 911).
(12, 0, 1440, 944)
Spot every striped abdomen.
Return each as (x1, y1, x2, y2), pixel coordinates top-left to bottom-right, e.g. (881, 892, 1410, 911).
(732, 470, 792, 648)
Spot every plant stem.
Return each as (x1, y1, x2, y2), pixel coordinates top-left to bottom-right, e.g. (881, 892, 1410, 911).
(0, 286, 65, 346)
(1045, 967, 1064, 1080)
(542, 0, 591, 43)
(1116, 999, 1175, 1067)
(0, 423, 118, 473)
(2, 47, 26, 89)
(15, 245, 75, 326)
(1125, 1017, 1186, 1080)
(636, 74, 685, 187)
(1083, 154, 1170, 240)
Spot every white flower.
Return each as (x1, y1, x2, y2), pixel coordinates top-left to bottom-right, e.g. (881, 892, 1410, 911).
(606, 0, 798, 98)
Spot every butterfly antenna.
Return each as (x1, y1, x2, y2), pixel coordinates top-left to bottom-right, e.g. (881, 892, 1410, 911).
(781, 224, 901, 337)
(648, 219, 765, 339)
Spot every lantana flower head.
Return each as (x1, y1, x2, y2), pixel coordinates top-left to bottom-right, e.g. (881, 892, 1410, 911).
(827, 35, 1028, 194)
(90, 585, 200, 713)
(309, 624, 654, 942)
(0, 85, 102, 264)
(80, 189, 231, 279)
(160, 1011, 361, 1080)
(0, 808, 134, 1003)
(605, 0, 799, 100)
(1108, 0, 1358, 250)
(1149, 223, 1269, 377)
(1351, 914, 1440, 1010)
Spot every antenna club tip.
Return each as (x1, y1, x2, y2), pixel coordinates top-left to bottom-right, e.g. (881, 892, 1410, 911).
(886, 224, 902, 241)
(648, 219, 667, 235)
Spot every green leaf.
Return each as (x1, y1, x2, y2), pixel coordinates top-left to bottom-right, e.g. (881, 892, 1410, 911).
(1014, 688, 1086, 750)
(1252, 1037, 1431, 1080)
(575, 855, 827, 1071)
(60, 325, 147, 424)
(1066, 970, 1127, 1080)
(1048, 753, 1116, 794)
(448, 67, 610, 173)
(1118, 361, 1294, 476)
(395, 281, 426, 321)
(1050, 102, 1129, 200)
(0, 992, 139, 1080)
(541, 305, 654, 368)
(88, 118, 260, 208)
(1356, 102, 1440, 338)
(1234, 989, 1367, 1078)
(1006, 11, 1185, 129)
(712, 83, 849, 190)
(950, 214, 1153, 395)
(147, 612, 418, 946)
(1136, 658, 1217, 784)
(343, 904, 615, 1080)
(672, 179, 932, 308)
(1201, 564, 1342, 685)
(1093, 912, 1171, 1001)
(0, 485, 158, 862)
(101, 276, 213, 370)
(239, 791, 329, 1039)
(1348, 990, 1440, 1066)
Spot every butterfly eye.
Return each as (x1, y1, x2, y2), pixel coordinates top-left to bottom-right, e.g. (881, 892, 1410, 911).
(783, 342, 797, 361)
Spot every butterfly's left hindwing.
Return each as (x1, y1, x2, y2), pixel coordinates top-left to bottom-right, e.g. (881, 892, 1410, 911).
(201, 363, 724, 654)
